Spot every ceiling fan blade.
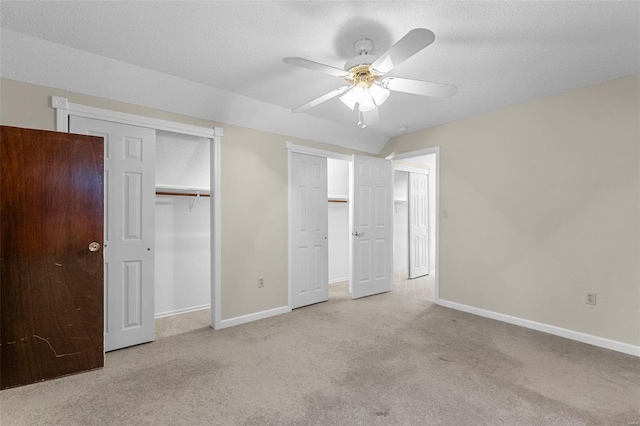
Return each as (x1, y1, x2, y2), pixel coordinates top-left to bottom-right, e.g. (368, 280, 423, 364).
(283, 57, 349, 78)
(292, 86, 350, 113)
(372, 29, 435, 74)
(382, 77, 457, 98)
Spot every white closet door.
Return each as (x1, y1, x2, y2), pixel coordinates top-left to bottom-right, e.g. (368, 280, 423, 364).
(70, 116, 156, 352)
(351, 155, 393, 299)
(408, 172, 430, 278)
(291, 153, 329, 309)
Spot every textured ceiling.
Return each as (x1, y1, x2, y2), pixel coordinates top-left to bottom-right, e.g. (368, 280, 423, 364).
(1, 1, 639, 153)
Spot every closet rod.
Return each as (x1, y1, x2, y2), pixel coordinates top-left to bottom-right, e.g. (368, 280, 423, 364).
(328, 199, 348, 203)
(156, 191, 211, 198)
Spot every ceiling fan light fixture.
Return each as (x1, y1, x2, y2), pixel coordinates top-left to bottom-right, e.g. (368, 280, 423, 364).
(351, 82, 375, 112)
(352, 82, 368, 102)
(358, 95, 376, 112)
(339, 88, 356, 110)
(369, 83, 390, 106)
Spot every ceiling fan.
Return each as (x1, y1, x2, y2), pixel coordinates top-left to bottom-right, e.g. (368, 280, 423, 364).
(283, 28, 457, 129)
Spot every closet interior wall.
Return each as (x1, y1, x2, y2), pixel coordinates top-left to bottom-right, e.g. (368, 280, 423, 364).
(327, 158, 350, 284)
(155, 130, 211, 318)
(393, 170, 409, 279)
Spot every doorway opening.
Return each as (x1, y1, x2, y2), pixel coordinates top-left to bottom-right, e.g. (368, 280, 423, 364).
(154, 130, 212, 339)
(391, 151, 439, 303)
(288, 142, 395, 310)
(327, 158, 351, 299)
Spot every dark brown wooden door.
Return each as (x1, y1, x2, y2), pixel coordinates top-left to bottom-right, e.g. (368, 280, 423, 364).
(1, 126, 104, 389)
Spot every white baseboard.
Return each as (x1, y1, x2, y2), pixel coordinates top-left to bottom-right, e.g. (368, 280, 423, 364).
(155, 303, 210, 319)
(219, 305, 290, 329)
(437, 299, 640, 357)
(329, 277, 349, 284)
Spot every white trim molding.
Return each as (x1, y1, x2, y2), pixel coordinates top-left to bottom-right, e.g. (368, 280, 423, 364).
(387, 146, 440, 302)
(286, 141, 352, 162)
(51, 96, 219, 138)
(51, 96, 69, 131)
(155, 304, 211, 319)
(287, 147, 293, 310)
(329, 277, 350, 285)
(219, 306, 291, 329)
(211, 134, 222, 330)
(438, 299, 640, 357)
(393, 165, 430, 175)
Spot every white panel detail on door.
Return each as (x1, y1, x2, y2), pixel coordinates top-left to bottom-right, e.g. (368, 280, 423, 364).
(291, 153, 328, 309)
(351, 155, 393, 299)
(408, 172, 429, 278)
(70, 116, 156, 351)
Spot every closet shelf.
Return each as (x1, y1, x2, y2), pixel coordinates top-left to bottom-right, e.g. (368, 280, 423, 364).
(328, 198, 348, 203)
(156, 185, 210, 211)
(155, 184, 210, 198)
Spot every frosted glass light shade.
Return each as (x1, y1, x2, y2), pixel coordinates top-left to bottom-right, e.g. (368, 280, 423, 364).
(352, 83, 368, 104)
(339, 89, 356, 110)
(340, 81, 389, 127)
(357, 93, 376, 112)
(369, 83, 390, 106)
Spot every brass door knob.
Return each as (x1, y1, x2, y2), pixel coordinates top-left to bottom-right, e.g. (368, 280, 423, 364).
(88, 242, 101, 252)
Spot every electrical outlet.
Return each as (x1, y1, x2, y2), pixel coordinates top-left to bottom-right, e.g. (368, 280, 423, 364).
(258, 277, 264, 288)
(585, 292, 597, 305)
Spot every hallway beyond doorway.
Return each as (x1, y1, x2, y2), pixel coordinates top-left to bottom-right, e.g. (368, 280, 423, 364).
(392, 269, 435, 302)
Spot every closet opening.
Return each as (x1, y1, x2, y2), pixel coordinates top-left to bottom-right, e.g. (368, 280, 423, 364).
(392, 153, 438, 302)
(59, 98, 222, 352)
(327, 158, 351, 299)
(154, 130, 212, 338)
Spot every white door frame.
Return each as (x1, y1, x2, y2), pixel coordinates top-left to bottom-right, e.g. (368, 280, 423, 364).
(51, 96, 224, 330)
(387, 147, 440, 303)
(393, 166, 430, 276)
(286, 141, 352, 309)
(393, 165, 430, 175)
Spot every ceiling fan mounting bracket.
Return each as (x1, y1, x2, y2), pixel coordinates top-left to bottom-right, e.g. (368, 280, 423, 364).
(353, 38, 374, 56)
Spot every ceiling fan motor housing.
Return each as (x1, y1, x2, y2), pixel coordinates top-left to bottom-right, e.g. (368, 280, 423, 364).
(344, 54, 379, 72)
(346, 64, 377, 88)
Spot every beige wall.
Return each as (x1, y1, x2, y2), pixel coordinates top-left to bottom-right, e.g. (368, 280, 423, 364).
(380, 75, 640, 346)
(0, 78, 367, 320)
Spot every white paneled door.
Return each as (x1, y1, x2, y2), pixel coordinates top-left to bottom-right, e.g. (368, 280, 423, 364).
(408, 172, 430, 279)
(351, 155, 393, 299)
(291, 153, 329, 309)
(70, 116, 156, 352)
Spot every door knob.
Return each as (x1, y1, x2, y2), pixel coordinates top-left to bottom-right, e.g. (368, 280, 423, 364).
(88, 242, 101, 252)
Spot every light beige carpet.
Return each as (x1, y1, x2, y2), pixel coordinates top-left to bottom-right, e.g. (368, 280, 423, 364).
(393, 269, 435, 302)
(2, 283, 639, 425)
